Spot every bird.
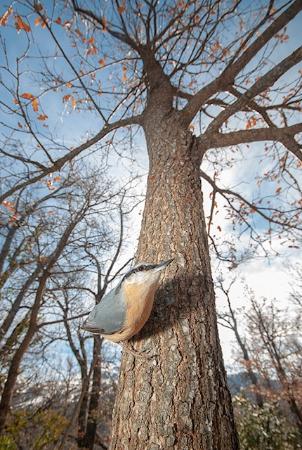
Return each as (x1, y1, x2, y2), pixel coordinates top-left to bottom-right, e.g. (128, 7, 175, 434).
(81, 259, 173, 342)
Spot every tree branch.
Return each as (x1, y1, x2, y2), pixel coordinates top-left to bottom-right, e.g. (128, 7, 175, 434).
(181, 0, 302, 123)
(201, 123, 302, 161)
(200, 168, 302, 230)
(205, 45, 302, 134)
(0, 115, 143, 203)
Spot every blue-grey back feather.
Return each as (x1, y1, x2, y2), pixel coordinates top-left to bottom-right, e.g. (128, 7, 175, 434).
(86, 286, 126, 334)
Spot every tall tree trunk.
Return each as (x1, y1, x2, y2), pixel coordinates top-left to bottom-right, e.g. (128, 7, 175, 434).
(0, 273, 47, 432)
(77, 377, 90, 445)
(80, 336, 102, 449)
(110, 116, 238, 449)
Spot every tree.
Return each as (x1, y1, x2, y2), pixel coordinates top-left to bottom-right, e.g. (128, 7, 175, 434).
(246, 293, 302, 433)
(218, 276, 302, 442)
(1, 1, 302, 448)
(234, 396, 300, 450)
(217, 277, 264, 408)
(0, 161, 133, 437)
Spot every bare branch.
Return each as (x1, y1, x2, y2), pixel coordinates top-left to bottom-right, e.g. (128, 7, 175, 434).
(181, 0, 302, 123)
(201, 123, 302, 161)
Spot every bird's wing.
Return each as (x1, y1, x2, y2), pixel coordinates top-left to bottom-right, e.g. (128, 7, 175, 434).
(90, 287, 126, 335)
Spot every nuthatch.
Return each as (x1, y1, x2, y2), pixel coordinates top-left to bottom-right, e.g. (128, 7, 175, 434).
(82, 259, 173, 342)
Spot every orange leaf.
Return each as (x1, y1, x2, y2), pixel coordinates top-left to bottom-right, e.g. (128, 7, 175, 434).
(15, 15, 31, 32)
(66, 81, 73, 88)
(37, 114, 48, 121)
(34, 16, 47, 28)
(87, 36, 95, 44)
(21, 92, 34, 100)
(71, 96, 77, 110)
(32, 98, 39, 112)
(245, 116, 257, 129)
(275, 186, 282, 194)
(0, 6, 13, 26)
(118, 4, 125, 14)
(87, 45, 97, 56)
(122, 65, 127, 82)
(98, 58, 106, 67)
(63, 94, 76, 110)
(55, 17, 62, 25)
(54, 175, 61, 182)
(21, 92, 39, 111)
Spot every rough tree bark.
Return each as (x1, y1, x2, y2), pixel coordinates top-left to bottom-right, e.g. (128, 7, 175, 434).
(110, 107, 239, 449)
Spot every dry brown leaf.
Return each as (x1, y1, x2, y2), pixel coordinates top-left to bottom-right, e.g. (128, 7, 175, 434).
(71, 96, 76, 109)
(21, 92, 34, 100)
(32, 97, 39, 112)
(245, 116, 257, 129)
(0, 6, 13, 26)
(34, 3, 43, 12)
(37, 114, 48, 121)
(101, 16, 107, 31)
(15, 15, 31, 32)
(87, 45, 97, 56)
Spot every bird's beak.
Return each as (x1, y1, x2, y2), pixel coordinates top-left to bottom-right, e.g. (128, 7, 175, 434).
(155, 258, 174, 270)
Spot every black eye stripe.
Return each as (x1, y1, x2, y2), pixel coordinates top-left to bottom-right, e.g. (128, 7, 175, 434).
(116, 263, 158, 293)
(127, 264, 157, 277)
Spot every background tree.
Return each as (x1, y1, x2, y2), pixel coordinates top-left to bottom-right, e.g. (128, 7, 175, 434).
(217, 277, 264, 408)
(0, 157, 137, 446)
(0, 0, 302, 448)
(217, 276, 302, 449)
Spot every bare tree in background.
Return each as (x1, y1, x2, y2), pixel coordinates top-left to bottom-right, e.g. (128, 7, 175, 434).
(217, 277, 264, 408)
(246, 292, 302, 433)
(0, 162, 134, 439)
(218, 274, 302, 430)
(0, 0, 302, 447)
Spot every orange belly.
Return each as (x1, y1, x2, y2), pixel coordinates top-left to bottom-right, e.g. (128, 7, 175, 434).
(104, 283, 158, 343)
